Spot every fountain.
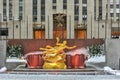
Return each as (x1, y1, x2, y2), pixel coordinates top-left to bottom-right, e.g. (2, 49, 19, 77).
(40, 37, 76, 69)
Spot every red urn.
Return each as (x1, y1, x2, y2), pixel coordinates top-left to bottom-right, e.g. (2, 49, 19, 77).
(72, 54, 85, 69)
(66, 55, 72, 69)
(26, 54, 43, 68)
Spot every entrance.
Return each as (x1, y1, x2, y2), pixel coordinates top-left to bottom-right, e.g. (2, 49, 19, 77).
(53, 13, 67, 39)
(33, 28, 45, 39)
(75, 29, 87, 39)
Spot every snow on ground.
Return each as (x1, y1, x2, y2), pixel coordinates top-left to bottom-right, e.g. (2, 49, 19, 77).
(6, 58, 26, 63)
(86, 55, 105, 63)
(104, 66, 120, 76)
(85, 55, 106, 70)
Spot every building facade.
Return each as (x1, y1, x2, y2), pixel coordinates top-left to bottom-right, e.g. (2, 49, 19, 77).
(0, 0, 120, 39)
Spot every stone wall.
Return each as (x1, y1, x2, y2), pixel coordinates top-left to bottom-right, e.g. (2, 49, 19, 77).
(106, 39, 120, 69)
(8, 39, 104, 55)
(0, 40, 6, 68)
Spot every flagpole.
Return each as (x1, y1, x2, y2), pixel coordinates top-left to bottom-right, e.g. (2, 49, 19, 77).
(91, 12, 92, 39)
(13, 16, 14, 39)
(118, 0, 120, 37)
(98, 16, 100, 39)
(27, 16, 28, 39)
(111, 17, 112, 39)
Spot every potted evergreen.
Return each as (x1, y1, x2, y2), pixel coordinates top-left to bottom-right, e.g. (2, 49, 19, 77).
(7, 45, 23, 58)
(89, 44, 104, 57)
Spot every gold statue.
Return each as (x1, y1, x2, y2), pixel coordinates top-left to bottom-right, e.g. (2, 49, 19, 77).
(40, 37, 76, 69)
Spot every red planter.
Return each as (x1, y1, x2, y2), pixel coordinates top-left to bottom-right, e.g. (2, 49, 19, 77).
(72, 54, 85, 69)
(26, 54, 43, 68)
(66, 55, 72, 69)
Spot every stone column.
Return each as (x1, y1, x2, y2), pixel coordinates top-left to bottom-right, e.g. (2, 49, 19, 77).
(113, 0, 116, 21)
(0, 40, 7, 68)
(107, 0, 112, 39)
(67, 0, 74, 39)
(45, 0, 53, 39)
(24, 0, 33, 39)
(87, 0, 94, 39)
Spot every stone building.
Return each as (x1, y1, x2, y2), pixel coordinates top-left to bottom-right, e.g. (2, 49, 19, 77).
(0, 0, 120, 39)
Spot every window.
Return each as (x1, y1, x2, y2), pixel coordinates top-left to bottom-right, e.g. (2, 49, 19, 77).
(94, 0, 96, 20)
(53, 5, 56, 9)
(74, 6, 79, 15)
(41, 0, 45, 22)
(53, 0, 56, 9)
(74, 0, 79, 21)
(110, 13, 114, 17)
(33, 0, 37, 4)
(82, 7, 87, 15)
(52, 0, 56, 3)
(63, 0, 67, 9)
(41, 15, 45, 21)
(82, 0, 87, 4)
(33, 0, 37, 22)
(116, 13, 120, 17)
(19, 0, 23, 20)
(19, 7, 23, 11)
(74, 15, 79, 21)
(75, 0, 79, 4)
(116, 4, 120, 8)
(9, 0, 12, 20)
(3, 0, 7, 21)
(110, 4, 113, 8)
(99, 0, 102, 19)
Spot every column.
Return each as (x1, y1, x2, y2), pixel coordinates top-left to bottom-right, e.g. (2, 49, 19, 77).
(45, 0, 53, 39)
(24, 0, 33, 39)
(67, 0, 74, 39)
(87, 0, 94, 39)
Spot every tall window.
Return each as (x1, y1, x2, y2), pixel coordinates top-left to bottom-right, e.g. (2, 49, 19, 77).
(52, 0, 56, 9)
(74, 0, 79, 21)
(63, 0, 67, 9)
(82, 0, 87, 21)
(99, 0, 102, 20)
(9, 0, 12, 20)
(33, 0, 37, 22)
(41, 0, 45, 22)
(94, 0, 96, 20)
(53, 0, 56, 3)
(82, 0, 87, 4)
(3, 0, 7, 21)
(19, 0, 23, 20)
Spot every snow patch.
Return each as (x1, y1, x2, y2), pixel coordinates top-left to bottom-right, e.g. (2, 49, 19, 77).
(0, 67, 7, 73)
(104, 66, 120, 76)
(86, 55, 105, 63)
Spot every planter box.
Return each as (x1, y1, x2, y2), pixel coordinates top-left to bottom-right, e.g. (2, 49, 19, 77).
(25, 51, 44, 69)
(66, 54, 86, 69)
(72, 54, 85, 69)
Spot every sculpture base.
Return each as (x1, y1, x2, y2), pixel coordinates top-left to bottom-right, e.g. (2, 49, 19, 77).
(43, 62, 66, 69)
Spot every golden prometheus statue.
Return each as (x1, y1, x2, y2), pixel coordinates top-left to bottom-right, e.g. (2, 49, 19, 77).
(40, 37, 76, 69)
